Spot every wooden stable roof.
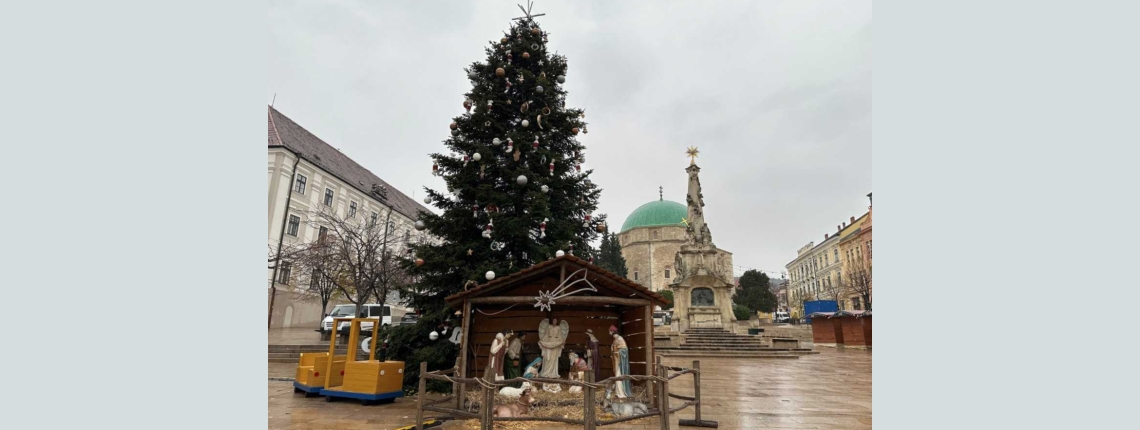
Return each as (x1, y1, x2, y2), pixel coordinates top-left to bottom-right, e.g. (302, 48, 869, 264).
(444, 255, 670, 308)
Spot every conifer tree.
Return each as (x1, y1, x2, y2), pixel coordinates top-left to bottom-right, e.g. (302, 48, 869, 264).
(386, 9, 605, 390)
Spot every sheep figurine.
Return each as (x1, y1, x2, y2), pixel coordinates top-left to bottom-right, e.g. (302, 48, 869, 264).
(498, 381, 532, 398)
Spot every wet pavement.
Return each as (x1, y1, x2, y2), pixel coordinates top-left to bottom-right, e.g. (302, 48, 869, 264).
(268, 347, 870, 429)
(269, 327, 328, 345)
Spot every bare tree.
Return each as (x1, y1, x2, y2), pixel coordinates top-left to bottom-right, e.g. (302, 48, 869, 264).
(841, 264, 872, 311)
(291, 205, 411, 318)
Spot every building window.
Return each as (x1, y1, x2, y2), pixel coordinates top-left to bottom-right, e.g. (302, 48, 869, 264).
(294, 174, 307, 194)
(853, 297, 861, 310)
(834, 249, 839, 260)
(287, 215, 300, 236)
(371, 212, 378, 224)
(634, 271, 639, 281)
(278, 261, 292, 284)
(664, 269, 671, 279)
(349, 201, 358, 218)
(867, 240, 872, 258)
(318, 226, 328, 242)
(652, 230, 659, 239)
(324, 188, 334, 206)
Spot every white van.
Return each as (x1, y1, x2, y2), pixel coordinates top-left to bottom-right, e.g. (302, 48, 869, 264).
(774, 311, 791, 324)
(320, 304, 392, 334)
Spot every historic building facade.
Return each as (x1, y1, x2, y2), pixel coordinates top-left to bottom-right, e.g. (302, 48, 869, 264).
(786, 210, 868, 318)
(267, 106, 435, 328)
(839, 193, 872, 310)
(616, 195, 732, 292)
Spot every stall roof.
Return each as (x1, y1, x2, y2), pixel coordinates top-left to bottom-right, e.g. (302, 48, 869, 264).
(807, 310, 872, 319)
(444, 254, 670, 308)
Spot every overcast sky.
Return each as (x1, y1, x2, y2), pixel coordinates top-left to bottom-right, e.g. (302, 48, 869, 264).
(269, 0, 871, 276)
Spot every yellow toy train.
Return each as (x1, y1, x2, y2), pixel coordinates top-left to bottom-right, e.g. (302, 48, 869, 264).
(294, 317, 405, 405)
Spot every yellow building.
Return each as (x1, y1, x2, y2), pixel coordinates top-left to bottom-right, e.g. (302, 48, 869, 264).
(785, 212, 868, 318)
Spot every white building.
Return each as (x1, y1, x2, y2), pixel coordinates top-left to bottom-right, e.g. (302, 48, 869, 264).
(267, 106, 434, 329)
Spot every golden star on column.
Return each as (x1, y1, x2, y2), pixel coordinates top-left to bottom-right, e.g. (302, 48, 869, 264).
(685, 146, 700, 165)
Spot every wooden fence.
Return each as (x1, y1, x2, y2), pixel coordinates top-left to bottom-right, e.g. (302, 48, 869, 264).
(415, 356, 708, 430)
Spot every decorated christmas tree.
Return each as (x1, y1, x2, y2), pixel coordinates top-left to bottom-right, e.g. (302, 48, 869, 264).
(387, 3, 605, 391)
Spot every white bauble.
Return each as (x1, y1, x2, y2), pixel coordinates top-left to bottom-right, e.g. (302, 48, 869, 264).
(473, 153, 482, 161)
(541, 185, 549, 193)
(517, 175, 528, 185)
(414, 220, 425, 231)
(557, 75, 566, 84)
(521, 119, 530, 128)
(493, 138, 502, 146)
(424, 196, 431, 204)
(468, 71, 478, 79)
(486, 271, 496, 281)
(429, 331, 439, 341)
(536, 86, 544, 94)
(556, 250, 565, 257)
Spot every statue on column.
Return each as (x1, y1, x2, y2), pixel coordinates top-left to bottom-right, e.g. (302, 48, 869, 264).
(538, 318, 569, 392)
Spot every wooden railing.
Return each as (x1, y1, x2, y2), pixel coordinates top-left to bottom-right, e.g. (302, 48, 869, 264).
(415, 356, 711, 430)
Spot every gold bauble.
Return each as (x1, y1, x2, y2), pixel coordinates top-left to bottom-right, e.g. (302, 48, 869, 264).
(531, 28, 541, 36)
(571, 127, 580, 135)
(495, 68, 505, 77)
(522, 52, 531, 60)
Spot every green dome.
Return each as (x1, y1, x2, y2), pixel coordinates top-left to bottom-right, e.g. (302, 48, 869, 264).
(620, 200, 688, 232)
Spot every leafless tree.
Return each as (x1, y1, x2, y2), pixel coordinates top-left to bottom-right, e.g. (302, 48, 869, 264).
(287, 205, 412, 318)
(841, 264, 873, 311)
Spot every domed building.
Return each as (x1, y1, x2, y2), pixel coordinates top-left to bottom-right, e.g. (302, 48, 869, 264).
(617, 191, 733, 292)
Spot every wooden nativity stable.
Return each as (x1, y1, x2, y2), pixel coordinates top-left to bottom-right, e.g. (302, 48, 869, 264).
(444, 255, 669, 399)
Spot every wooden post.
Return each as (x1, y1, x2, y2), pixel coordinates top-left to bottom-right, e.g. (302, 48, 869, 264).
(481, 383, 494, 430)
(458, 300, 472, 411)
(658, 361, 670, 430)
(692, 360, 701, 422)
(645, 304, 655, 406)
(584, 370, 596, 430)
(416, 362, 427, 430)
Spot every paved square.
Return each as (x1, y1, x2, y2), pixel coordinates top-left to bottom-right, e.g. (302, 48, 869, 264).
(269, 347, 870, 429)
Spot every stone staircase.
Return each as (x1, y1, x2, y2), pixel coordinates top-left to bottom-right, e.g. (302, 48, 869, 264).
(656, 327, 818, 358)
(268, 344, 348, 363)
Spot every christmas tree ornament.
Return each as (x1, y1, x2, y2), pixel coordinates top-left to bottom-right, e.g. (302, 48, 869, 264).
(575, 163, 581, 173)
(493, 137, 502, 146)
(467, 248, 473, 256)
(432, 163, 439, 175)
(513, 148, 521, 161)
(484, 121, 491, 127)
(430, 331, 439, 341)
(557, 75, 566, 84)
(522, 52, 531, 60)
(463, 155, 469, 167)
(495, 67, 505, 77)
(540, 219, 547, 238)
(520, 101, 529, 113)
(501, 37, 508, 44)
(450, 122, 458, 130)
(468, 71, 478, 80)
(536, 115, 543, 129)
(589, 257, 595, 263)
(472, 152, 482, 162)
(473, 204, 480, 217)
(531, 27, 541, 36)
(536, 85, 544, 94)
(415, 258, 425, 267)
(549, 162, 555, 176)
(415, 220, 425, 231)
(569, 244, 574, 255)
(596, 222, 606, 233)
(486, 271, 496, 281)
(517, 175, 528, 185)
(451, 129, 459, 136)
(542, 106, 552, 115)
(480, 164, 485, 179)
(463, 99, 472, 112)
(532, 137, 539, 149)
(505, 138, 514, 153)
(539, 72, 546, 80)
(521, 119, 530, 128)
(517, 74, 525, 83)
(531, 43, 539, 50)
(424, 196, 431, 204)
(487, 100, 494, 110)
(504, 78, 511, 93)
(541, 184, 549, 193)
(584, 178, 592, 186)
(571, 127, 580, 135)
(556, 250, 565, 257)
(482, 221, 493, 239)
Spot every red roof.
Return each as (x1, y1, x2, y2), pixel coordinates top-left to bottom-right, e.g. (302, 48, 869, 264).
(444, 255, 669, 308)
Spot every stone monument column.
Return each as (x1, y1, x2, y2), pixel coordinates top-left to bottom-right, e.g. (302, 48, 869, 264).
(669, 147, 736, 332)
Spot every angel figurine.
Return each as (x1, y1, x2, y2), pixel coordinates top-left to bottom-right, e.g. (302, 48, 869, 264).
(537, 318, 569, 392)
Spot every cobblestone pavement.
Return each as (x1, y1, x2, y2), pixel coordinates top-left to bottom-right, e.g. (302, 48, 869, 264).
(268, 347, 870, 429)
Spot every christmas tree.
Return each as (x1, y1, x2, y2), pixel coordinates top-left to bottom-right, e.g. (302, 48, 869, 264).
(387, 5, 605, 391)
(596, 231, 629, 278)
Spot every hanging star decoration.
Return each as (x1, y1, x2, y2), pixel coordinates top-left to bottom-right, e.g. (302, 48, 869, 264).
(681, 217, 689, 226)
(686, 146, 700, 165)
(513, 1, 546, 23)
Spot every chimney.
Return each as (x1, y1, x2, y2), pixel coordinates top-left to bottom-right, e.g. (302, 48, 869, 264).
(850, 216, 856, 223)
(843, 222, 847, 228)
(824, 233, 829, 240)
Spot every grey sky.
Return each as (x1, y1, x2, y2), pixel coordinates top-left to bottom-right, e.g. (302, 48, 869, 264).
(269, 0, 871, 276)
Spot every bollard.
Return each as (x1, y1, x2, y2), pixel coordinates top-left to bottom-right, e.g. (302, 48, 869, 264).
(416, 362, 427, 430)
